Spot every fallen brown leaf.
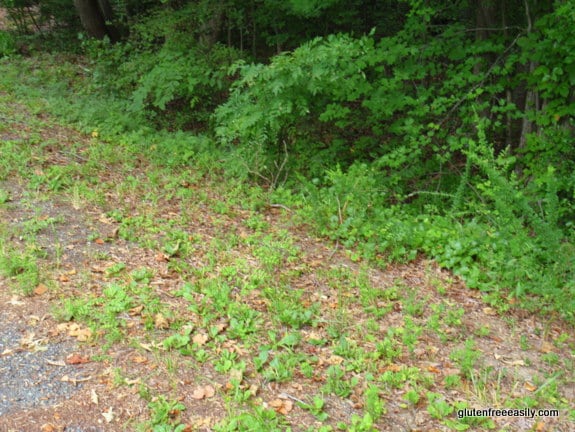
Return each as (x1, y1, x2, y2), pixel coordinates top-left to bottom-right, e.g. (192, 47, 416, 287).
(192, 333, 209, 346)
(204, 385, 215, 398)
(497, 355, 525, 366)
(8, 296, 24, 306)
(91, 389, 99, 404)
(483, 307, 497, 316)
(154, 313, 170, 329)
(229, 368, 243, 383)
(56, 323, 70, 334)
(189, 416, 213, 429)
(269, 398, 293, 415)
(131, 355, 148, 364)
(20, 332, 41, 349)
(102, 407, 114, 423)
(538, 341, 554, 354)
(61, 375, 92, 384)
(66, 353, 90, 365)
(155, 252, 170, 262)
(191, 385, 215, 400)
(326, 354, 344, 365)
(45, 359, 66, 367)
(68, 324, 93, 341)
(129, 305, 144, 316)
(191, 387, 205, 400)
(384, 364, 402, 372)
(91, 265, 106, 273)
(99, 214, 114, 224)
(34, 284, 48, 296)
(212, 322, 228, 334)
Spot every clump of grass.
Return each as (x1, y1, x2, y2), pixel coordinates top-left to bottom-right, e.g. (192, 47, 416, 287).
(0, 250, 40, 295)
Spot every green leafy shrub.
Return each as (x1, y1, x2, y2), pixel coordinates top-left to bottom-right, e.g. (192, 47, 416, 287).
(0, 31, 16, 57)
(215, 33, 382, 179)
(0, 0, 83, 52)
(215, 9, 524, 184)
(83, 4, 242, 131)
(519, 2, 575, 127)
(130, 43, 239, 129)
(299, 124, 574, 319)
(516, 2, 575, 228)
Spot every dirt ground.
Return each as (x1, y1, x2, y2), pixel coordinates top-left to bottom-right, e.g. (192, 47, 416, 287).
(2, 182, 573, 431)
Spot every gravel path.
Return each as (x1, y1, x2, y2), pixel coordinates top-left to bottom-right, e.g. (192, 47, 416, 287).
(0, 313, 88, 416)
(0, 179, 145, 430)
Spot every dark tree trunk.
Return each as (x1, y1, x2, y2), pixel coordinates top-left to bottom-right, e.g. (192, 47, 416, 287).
(74, 0, 119, 41)
(198, 1, 224, 48)
(517, 0, 539, 159)
(474, 0, 498, 45)
(97, 0, 121, 41)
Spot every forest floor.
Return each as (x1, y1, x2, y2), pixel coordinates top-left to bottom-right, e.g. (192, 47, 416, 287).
(0, 85, 574, 432)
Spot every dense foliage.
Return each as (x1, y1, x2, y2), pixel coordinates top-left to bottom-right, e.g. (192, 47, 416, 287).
(1, 0, 574, 319)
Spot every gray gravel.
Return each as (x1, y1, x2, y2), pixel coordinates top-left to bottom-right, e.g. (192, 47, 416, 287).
(0, 314, 88, 416)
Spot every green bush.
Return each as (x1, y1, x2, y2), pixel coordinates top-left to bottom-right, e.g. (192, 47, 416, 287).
(83, 5, 243, 131)
(0, 31, 16, 57)
(215, 33, 382, 179)
(298, 127, 575, 320)
(215, 20, 519, 186)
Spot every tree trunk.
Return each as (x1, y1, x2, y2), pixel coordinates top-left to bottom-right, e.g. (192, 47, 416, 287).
(518, 0, 536, 152)
(472, 0, 499, 117)
(198, 0, 224, 48)
(97, 0, 121, 41)
(473, 0, 498, 49)
(74, 0, 119, 41)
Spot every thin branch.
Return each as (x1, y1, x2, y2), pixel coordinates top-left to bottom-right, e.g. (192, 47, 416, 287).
(269, 203, 292, 212)
(279, 392, 306, 405)
(430, 26, 524, 33)
(402, 190, 454, 201)
(271, 139, 289, 189)
(524, 0, 532, 33)
(26, 6, 42, 34)
(467, 26, 523, 32)
(336, 196, 343, 225)
(328, 239, 340, 261)
(60, 151, 90, 162)
(437, 32, 522, 128)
